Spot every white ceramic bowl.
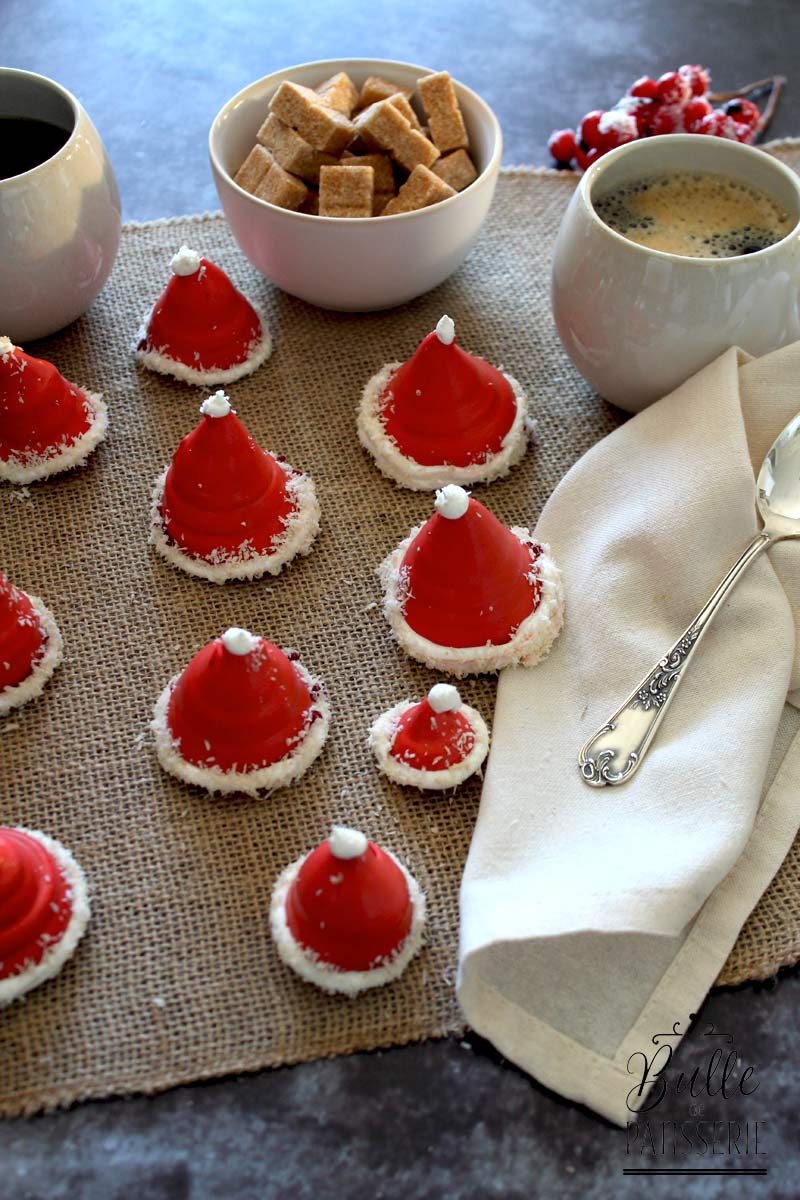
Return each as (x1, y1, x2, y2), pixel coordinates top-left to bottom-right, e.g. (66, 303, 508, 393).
(0, 69, 121, 343)
(551, 134, 800, 412)
(209, 58, 502, 311)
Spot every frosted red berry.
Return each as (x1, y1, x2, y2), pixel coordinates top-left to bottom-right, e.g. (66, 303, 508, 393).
(648, 105, 683, 136)
(574, 145, 601, 172)
(598, 110, 638, 149)
(630, 77, 659, 100)
(579, 110, 606, 150)
(678, 64, 711, 96)
(723, 98, 761, 129)
(684, 97, 713, 132)
(548, 128, 577, 164)
(656, 71, 692, 107)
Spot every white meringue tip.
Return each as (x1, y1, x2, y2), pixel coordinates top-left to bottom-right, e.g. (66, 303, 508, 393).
(434, 484, 470, 519)
(200, 390, 231, 418)
(170, 245, 202, 276)
(221, 627, 259, 656)
(435, 314, 455, 345)
(0, 335, 16, 356)
(329, 826, 369, 860)
(427, 683, 461, 713)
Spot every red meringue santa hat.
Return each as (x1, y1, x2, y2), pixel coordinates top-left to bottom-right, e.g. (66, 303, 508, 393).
(152, 626, 330, 795)
(270, 825, 425, 996)
(135, 246, 272, 386)
(0, 337, 107, 484)
(0, 570, 63, 716)
(150, 390, 319, 582)
(379, 484, 564, 675)
(0, 826, 90, 1007)
(370, 682, 489, 790)
(358, 315, 531, 490)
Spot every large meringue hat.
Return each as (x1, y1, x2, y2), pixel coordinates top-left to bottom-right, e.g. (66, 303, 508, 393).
(0, 337, 107, 484)
(358, 315, 529, 490)
(152, 627, 330, 795)
(379, 485, 565, 675)
(270, 826, 426, 996)
(150, 391, 319, 582)
(136, 246, 272, 385)
(0, 827, 90, 1007)
(0, 570, 63, 716)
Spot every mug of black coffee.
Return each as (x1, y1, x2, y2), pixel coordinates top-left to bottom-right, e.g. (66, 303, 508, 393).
(0, 69, 121, 342)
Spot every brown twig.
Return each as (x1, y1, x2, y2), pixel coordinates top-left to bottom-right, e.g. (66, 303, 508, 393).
(709, 74, 786, 141)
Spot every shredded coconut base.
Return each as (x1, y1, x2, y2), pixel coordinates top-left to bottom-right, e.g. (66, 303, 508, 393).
(0, 597, 63, 717)
(0, 827, 90, 1008)
(369, 701, 490, 790)
(134, 307, 272, 386)
(270, 851, 426, 996)
(149, 463, 320, 583)
(378, 535, 565, 677)
(357, 362, 530, 490)
(0, 391, 108, 485)
(151, 659, 330, 796)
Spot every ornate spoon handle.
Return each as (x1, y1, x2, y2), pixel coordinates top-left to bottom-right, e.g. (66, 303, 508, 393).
(579, 532, 770, 787)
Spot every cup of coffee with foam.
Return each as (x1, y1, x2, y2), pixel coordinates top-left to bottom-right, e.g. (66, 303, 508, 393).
(0, 69, 121, 343)
(551, 134, 800, 412)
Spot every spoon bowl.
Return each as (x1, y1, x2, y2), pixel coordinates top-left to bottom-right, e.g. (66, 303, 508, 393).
(757, 411, 800, 537)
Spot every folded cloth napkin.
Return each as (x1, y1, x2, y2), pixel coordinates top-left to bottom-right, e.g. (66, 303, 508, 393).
(458, 342, 800, 1127)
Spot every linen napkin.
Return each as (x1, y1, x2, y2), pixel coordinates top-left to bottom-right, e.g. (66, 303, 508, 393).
(458, 341, 800, 1126)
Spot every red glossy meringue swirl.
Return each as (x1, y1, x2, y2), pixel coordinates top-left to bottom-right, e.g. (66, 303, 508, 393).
(140, 258, 262, 370)
(380, 330, 517, 467)
(401, 497, 541, 647)
(285, 839, 413, 971)
(166, 636, 314, 771)
(0, 342, 91, 463)
(0, 572, 46, 691)
(0, 829, 73, 979)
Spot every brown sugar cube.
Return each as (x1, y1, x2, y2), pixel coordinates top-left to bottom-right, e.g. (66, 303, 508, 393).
(353, 100, 439, 173)
(381, 164, 456, 215)
(234, 144, 273, 194)
(299, 190, 319, 215)
(418, 71, 469, 153)
(254, 161, 309, 211)
(432, 148, 478, 192)
(316, 71, 358, 117)
(339, 152, 395, 195)
(318, 164, 374, 218)
(388, 93, 423, 131)
(269, 80, 354, 154)
(373, 192, 394, 216)
(256, 113, 338, 183)
(358, 75, 413, 109)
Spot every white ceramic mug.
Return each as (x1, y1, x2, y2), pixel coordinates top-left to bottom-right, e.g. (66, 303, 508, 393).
(0, 69, 121, 343)
(551, 134, 800, 412)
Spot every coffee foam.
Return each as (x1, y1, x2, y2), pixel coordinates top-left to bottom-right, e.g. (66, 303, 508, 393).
(594, 170, 795, 259)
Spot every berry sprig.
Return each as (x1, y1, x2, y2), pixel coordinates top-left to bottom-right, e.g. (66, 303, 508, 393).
(548, 67, 786, 170)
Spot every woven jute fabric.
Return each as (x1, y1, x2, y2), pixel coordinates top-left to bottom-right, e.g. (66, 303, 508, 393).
(1, 151, 799, 1117)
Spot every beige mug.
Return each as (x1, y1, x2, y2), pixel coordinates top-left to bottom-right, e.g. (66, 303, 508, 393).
(551, 134, 800, 412)
(0, 69, 121, 343)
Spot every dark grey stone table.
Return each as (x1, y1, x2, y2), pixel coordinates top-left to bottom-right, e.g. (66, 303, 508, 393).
(4, 1, 800, 1196)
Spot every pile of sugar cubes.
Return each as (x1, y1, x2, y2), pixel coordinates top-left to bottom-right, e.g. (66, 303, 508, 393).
(234, 70, 479, 217)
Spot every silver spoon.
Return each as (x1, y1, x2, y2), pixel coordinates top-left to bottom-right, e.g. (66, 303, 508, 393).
(579, 411, 800, 788)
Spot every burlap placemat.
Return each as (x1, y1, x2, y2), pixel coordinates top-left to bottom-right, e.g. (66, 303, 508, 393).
(2, 149, 799, 1117)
